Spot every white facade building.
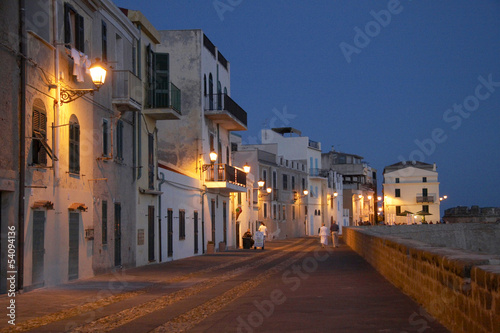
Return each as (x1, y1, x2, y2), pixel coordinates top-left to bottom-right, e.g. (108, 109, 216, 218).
(383, 161, 440, 224)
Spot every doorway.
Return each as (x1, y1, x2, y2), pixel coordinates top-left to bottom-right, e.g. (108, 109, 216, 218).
(32, 211, 45, 286)
(114, 203, 121, 267)
(68, 212, 79, 280)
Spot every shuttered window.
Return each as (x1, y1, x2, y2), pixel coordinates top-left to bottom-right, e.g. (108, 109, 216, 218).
(69, 115, 80, 174)
(32, 100, 47, 166)
(146, 46, 170, 108)
(64, 3, 85, 52)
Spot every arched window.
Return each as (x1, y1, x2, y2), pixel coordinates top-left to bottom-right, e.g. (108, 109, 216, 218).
(203, 75, 207, 96)
(69, 115, 80, 174)
(32, 99, 47, 166)
(208, 73, 213, 109)
(217, 81, 222, 110)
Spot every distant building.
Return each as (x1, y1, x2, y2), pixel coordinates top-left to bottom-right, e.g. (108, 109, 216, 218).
(259, 128, 344, 235)
(443, 206, 500, 224)
(233, 137, 309, 240)
(383, 161, 440, 224)
(322, 148, 377, 225)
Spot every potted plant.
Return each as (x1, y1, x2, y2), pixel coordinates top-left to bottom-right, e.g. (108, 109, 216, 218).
(206, 241, 215, 254)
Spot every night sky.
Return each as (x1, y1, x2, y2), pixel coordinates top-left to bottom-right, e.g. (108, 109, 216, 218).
(113, 0, 500, 211)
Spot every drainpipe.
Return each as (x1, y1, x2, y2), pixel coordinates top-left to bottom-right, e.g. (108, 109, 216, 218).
(17, 0, 27, 291)
(201, 187, 206, 254)
(158, 172, 167, 262)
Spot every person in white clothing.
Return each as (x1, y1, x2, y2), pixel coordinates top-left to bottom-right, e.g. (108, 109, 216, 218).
(319, 223, 329, 248)
(258, 222, 268, 249)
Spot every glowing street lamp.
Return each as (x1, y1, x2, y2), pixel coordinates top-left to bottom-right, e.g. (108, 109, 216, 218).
(243, 163, 251, 173)
(257, 179, 265, 188)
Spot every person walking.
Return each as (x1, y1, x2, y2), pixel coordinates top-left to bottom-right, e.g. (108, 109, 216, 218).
(330, 220, 339, 248)
(319, 223, 329, 248)
(258, 222, 268, 249)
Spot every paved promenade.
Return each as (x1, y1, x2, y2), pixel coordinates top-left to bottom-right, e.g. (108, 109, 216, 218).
(0, 238, 449, 332)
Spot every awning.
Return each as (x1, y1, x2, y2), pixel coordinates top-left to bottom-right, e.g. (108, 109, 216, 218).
(68, 203, 88, 212)
(32, 200, 54, 210)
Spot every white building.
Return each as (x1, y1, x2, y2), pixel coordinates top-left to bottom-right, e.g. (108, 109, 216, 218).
(260, 128, 343, 236)
(233, 137, 309, 241)
(383, 161, 440, 224)
(156, 30, 249, 259)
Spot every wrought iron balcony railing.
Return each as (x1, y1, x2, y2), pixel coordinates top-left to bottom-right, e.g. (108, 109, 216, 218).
(204, 163, 246, 187)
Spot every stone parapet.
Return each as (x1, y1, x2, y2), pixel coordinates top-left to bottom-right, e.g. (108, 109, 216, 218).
(344, 227, 500, 333)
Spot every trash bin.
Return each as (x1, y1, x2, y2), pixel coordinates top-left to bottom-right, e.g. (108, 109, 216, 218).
(242, 237, 254, 249)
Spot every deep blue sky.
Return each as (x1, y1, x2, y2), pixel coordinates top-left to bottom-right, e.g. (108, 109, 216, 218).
(114, 0, 500, 211)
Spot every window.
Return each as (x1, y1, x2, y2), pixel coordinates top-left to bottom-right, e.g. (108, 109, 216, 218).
(273, 204, 277, 220)
(282, 205, 286, 220)
(283, 174, 288, 190)
(396, 206, 401, 215)
(148, 134, 154, 189)
(64, 3, 84, 52)
(262, 170, 267, 187)
(263, 203, 267, 218)
(318, 209, 321, 216)
(69, 115, 80, 174)
(217, 81, 222, 110)
(395, 189, 401, 197)
(272, 171, 277, 189)
(179, 210, 186, 240)
(203, 75, 207, 96)
(208, 73, 214, 109)
(102, 119, 109, 156)
(291, 176, 295, 190)
(292, 206, 295, 220)
(423, 177, 427, 183)
(101, 21, 107, 62)
(423, 205, 429, 213)
(422, 188, 428, 197)
(302, 178, 306, 191)
(116, 120, 124, 160)
(32, 99, 48, 166)
(102, 200, 107, 245)
(395, 178, 400, 183)
(231, 142, 238, 152)
(146, 46, 170, 108)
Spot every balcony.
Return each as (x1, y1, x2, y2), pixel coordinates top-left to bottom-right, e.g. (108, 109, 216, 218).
(204, 163, 247, 193)
(416, 196, 435, 203)
(204, 93, 247, 131)
(308, 140, 320, 150)
(112, 70, 142, 112)
(143, 82, 182, 120)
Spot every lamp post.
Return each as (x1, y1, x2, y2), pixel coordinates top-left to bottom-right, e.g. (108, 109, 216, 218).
(58, 58, 107, 104)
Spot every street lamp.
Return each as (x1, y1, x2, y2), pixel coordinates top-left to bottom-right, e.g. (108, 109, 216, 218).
(333, 191, 338, 197)
(59, 58, 107, 104)
(266, 187, 272, 194)
(257, 179, 265, 188)
(209, 151, 218, 163)
(303, 189, 309, 196)
(243, 163, 251, 173)
(202, 151, 218, 171)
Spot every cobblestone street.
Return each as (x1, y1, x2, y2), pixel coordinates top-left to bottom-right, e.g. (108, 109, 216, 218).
(0, 238, 449, 333)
